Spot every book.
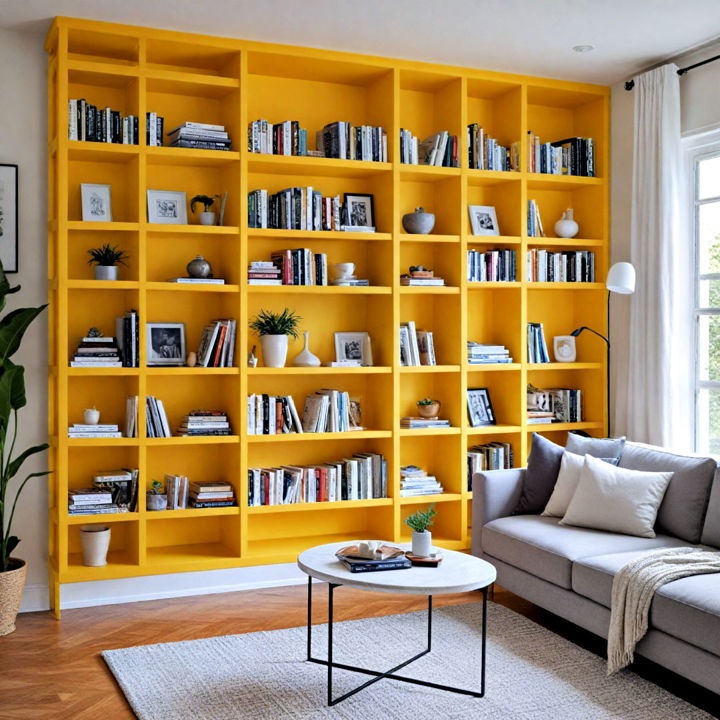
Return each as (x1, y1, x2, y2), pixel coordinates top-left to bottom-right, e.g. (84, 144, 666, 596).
(167, 278, 226, 284)
(339, 558, 411, 572)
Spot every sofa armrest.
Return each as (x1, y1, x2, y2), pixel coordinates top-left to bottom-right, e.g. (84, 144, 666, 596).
(471, 468, 525, 557)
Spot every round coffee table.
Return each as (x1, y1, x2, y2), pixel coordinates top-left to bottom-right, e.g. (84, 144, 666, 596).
(298, 541, 496, 706)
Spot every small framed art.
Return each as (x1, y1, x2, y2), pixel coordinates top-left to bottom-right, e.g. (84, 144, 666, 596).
(146, 322, 186, 366)
(147, 190, 188, 224)
(81, 183, 112, 223)
(467, 387, 496, 427)
(0, 164, 18, 272)
(334, 331, 371, 365)
(343, 193, 374, 228)
(468, 205, 500, 236)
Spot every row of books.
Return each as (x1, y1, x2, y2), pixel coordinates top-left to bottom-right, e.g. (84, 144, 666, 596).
(67, 99, 144, 144)
(468, 249, 517, 283)
(178, 411, 231, 437)
(526, 250, 596, 283)
(316, 122, 388, 162)
(399, 465, 444, 497)
(248, 452, 387, 505)
(196, 320, 237, 367)
(527, 132, 595, 177)
(167, 121, 232, 151)
(527, 322, 550, 364)
(467, 124, 520, 171)
(248, 119, 308, 156)
(249, 249, 330, 286)
(146, 395, 172, 438)
(468, 342, 513, 364)
(399, 129, 459, 166)
(146, 112, 165, 146)
(527, 199, 546, 238)
(163, 474, 190, 509)
(527, 388, 583, 423)
(467, 442, 514, 490)
(399, 321, 436, 366)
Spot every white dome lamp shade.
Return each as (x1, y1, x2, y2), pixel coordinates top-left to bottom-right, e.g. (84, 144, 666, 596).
(606, 262, 636, 295)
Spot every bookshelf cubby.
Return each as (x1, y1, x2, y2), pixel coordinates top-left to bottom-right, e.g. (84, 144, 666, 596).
(47, 17, 608, 615)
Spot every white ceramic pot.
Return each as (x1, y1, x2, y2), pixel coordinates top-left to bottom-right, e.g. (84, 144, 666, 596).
(411, 530, 432, 558)
(83, 407, 100, 425)
(199, 211, 216, 226)
(292, 331, 321, 367)
(80, 525, 111, 567)
(554, 208, 579, 239)
(95, 265, 118, 281)
(146, 494, 167, 511)
(260, 334, 289, 368)
(331, 263, 355, 282)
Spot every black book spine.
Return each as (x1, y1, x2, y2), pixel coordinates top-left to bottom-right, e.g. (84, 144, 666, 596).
(262, 394, 269, 435)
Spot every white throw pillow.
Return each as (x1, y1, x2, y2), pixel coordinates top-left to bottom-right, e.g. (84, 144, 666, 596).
(542, 451, 585, 517)
(560, 455, 673, 538)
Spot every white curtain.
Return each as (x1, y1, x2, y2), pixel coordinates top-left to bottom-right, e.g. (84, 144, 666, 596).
(617, 64, 692, 448)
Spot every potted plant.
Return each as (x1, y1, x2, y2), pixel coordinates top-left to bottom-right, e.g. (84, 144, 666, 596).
(190, 194, 221, 226)
(405, 503, 437, 558)
(249, 308, 301, 368)
(146, 480, 167, 511)
(0, 263, 49, 635)
(417, 397, 441, 419)
(87, 243, 129, 281)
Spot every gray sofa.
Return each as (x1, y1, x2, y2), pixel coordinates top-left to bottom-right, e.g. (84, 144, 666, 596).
(472, 440, 720, 694)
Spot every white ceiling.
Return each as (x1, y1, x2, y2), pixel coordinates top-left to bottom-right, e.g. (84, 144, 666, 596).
(2, 0, 720, 85)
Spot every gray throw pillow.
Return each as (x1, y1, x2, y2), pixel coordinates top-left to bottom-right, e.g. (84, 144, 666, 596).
(566, 433, 626, 460)
(515, 433, 564, 514)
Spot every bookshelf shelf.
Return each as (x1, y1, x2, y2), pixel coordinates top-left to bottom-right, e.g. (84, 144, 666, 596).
(47, 17, 608, 615)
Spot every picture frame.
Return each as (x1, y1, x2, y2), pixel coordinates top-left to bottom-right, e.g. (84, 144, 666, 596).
(467, 387, 496, 427)
(81, 183, 112, 223)
(146, 322, 186, 366)
(0, 164, 18, 273)
(343, 193, 374, 228)
(468, 205, 500, 236)
(334, 331, 371, 365)
(147, 190, 188, 225)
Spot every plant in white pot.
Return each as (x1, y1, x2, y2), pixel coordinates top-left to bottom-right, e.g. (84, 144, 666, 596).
(249, 308, 301, 368)
(87, 243, 129, 281)
(405, 503, 437, 558)
(190, 194, 221, 226)
(0, 263, 49, 635)
(146, 479, 167, 511)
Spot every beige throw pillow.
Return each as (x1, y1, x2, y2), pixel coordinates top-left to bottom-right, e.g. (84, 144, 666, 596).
(542, 451, 585, 517)
(560, 455, 673, 538)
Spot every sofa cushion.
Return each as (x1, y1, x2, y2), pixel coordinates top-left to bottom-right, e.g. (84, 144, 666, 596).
(701, 469, 720, 548)
(618, 442, 716, 544)
(572, 548, 720, 656)
(482, 515, 686, 589)
(565, 433, 625, 459)
(514, 433, 564, 514)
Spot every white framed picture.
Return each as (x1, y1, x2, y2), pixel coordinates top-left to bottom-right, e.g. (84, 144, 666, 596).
(468, 205, 500, 236)
(467, 387, 496, 427)
(146, 322, 186, 366)
(343, 193, 374, 228)
(81, 183, 112, 222)
(334, 331, 371, 366)
(147, 190, 188, 224)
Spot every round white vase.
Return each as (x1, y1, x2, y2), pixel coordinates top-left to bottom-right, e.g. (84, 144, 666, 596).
(83, 407, 100, 425)
(80, 525, 111, 567)
(554, 208, 579, 238)
(94, 265, 118, 281)
(411, 530, 432, 558)
(199, 211, 216, 226)
(293, 331, 320, 367)
(261, 334, 289, 368)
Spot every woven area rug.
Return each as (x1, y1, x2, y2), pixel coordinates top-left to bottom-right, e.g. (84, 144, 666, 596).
(103, 601, 711, 720)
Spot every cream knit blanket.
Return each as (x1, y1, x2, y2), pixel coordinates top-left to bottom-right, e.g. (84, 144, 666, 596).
(608, 546, 720, 674)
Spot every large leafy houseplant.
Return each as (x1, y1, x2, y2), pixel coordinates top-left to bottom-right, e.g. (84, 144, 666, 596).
(0, 263, 49, 572)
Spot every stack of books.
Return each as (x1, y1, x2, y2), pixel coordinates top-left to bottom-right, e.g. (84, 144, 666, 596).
(527, 410, 556, 425)
(248, 452, 387, 506)
(177, 411, 231, 437)
(467, 342, 513, 364)
(467, 442, 513, 489)
(526, 250, 596, 283)
(400, 321, 436, 366)
(190, 480, 236, 508)
(196, 319, 236, 367)
(146, 396, 171, 438)
(399, 129, 459, 166)
(527, 323, 550, 363)
(316, 122, 388, 162)
(247, 394, 304, 435)
(68, 487, 125, 515)
(248, 119, 308, 155)
(400, 270, 445, 286)
(67, 98, 140, 144)
(248, 187, 344, 231)
(400, 417, 451, 430)
(93, 469, 139, 511)
(527, 132, 595, 177)
(248, 261, 282, 285)
(164, 473, 189, 509)
(167, 121, 232, 151)
(467, 124, 519, 171)
(467, 249, 517, 282)
(70, 334, 121, 368)
(167, 277, 225, 285)
(68, 423, 121, 439)
(399, 465, 444, 497)
(332, 275, 369, 287)
(336, 545, 411, 573)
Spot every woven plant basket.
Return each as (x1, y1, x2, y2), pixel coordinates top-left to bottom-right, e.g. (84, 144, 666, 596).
(0, 558, 27, 636)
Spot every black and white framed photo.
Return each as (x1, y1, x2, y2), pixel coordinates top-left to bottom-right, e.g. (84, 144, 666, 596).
(468, 205, 500, 236)
(343, 193, 374, 229)
(81, 183, 112, 223)
(467, 387, 496, 427)
(147, 190, 188, 224)
(0, 164, 18, 272)
(146, 322, 186, 366)
(334, 331, 371, 366)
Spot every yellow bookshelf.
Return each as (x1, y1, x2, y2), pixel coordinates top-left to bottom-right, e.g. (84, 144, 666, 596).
(46, 17, 609, 616)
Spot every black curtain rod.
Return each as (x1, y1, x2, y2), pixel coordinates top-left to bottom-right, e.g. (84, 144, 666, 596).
(624, 52, 720, 90)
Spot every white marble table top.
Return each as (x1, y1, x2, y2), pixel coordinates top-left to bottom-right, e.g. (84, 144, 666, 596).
(297, 541, 496, 595)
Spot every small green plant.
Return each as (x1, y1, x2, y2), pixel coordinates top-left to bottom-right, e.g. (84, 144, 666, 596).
(149, 480, 164, 495)
(405, 503, 437, 534)
(249, 308, 301, 339)
(417, 397, 438, 406)
(87, 243, 129, 267)
(190, 194, 220, 213)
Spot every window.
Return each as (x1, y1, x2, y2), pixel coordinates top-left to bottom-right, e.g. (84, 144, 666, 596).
(690, 134, 720, 453)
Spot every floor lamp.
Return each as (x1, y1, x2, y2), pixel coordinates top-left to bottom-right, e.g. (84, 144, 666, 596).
(571, 262, 636, 437)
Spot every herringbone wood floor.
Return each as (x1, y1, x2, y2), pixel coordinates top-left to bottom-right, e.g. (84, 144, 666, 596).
(0, 584, 717, 719)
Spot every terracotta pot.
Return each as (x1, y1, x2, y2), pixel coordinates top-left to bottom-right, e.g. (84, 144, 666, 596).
(417, 402, 440, 418)
(0, 558, 27, 636)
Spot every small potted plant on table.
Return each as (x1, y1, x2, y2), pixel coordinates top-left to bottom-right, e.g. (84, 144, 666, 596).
(405, 503, 437, 558)
(87, 243, 129, 281)
(190, 194, 221, 226)
(249, 308, 301, 368)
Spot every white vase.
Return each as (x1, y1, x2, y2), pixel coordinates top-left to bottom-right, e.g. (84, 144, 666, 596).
(94, 265, 118, 281)
(411, 530, 432, 558)
(199, 211, 216, 226)
(554, 208, 579, 238)
(80, 525, 111, 567)
(83, 407, 100, 425)
(260, 334, 289, 368)
(293, 331, 320, 367)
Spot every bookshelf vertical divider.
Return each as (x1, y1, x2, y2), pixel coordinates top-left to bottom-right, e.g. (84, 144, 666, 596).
(46, 16, 609, 617)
